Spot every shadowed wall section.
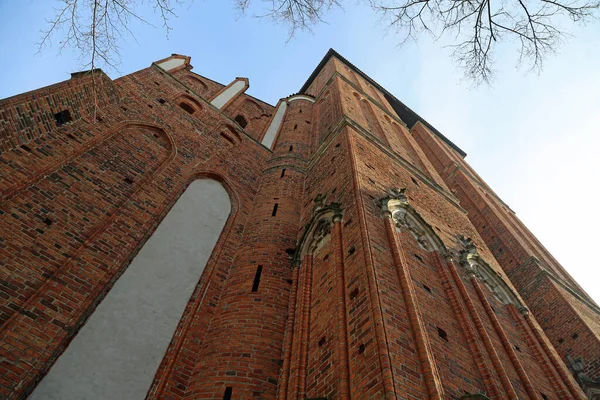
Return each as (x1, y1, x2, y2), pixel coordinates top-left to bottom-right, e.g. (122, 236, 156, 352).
(29, 179, 231, 400)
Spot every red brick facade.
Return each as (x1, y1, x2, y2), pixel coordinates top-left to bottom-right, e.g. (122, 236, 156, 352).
(0, 50, 598, 399)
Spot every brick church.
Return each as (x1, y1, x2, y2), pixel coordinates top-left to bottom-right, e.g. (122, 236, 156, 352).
(0, 50, 598, 399)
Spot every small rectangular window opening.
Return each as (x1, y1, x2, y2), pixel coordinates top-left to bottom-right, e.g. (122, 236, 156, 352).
(223, 387, 233, 400)
(289, 145, 293, 152)
(271, 203, 279, 216)
(251, 266, 263, 292)
(280, 169, 286, 178)
(294, 124, 298, 130)
(54, 110, 72, 127)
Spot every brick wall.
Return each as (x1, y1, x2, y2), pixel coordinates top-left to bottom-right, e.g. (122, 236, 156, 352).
(0, 51, 593, 399)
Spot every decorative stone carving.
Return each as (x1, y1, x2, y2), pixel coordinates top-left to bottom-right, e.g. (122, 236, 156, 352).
(293, 197, 344, 264)
(567, 355, 600, 400)
(310, 218, 332, 253)
(457, 235, 522, 306)
(378, 188, 445, 253)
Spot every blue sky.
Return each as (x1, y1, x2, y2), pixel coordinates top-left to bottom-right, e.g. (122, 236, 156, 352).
(1, 0, 599, 303)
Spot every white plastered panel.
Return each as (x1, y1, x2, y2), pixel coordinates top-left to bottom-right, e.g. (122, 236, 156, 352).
(261, 101, 287, 149)
(156, 58, 186, 71)
(30, 180, 231, 400)
(210, 80, 246, 109)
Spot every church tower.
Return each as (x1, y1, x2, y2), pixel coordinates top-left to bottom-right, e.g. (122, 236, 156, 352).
(0, 50, 598, 399)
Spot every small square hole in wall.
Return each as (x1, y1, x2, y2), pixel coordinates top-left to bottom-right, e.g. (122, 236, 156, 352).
(572, 333, 579, 340)
(318, 336, 326, 346)
(54, 110, 72, 126)
(158, 98, 166, 104)
(558, 338, 564, 344)
(350, 288, 359, 300)
(347, 246, 356, 256)
(358, 344, 365, 353)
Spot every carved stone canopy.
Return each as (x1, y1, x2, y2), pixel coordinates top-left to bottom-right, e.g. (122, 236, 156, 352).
(293, 197, 343, 265)
(379, 188, 445, 253)
(457, 235, 522, 307)
(310, 218, 332, 253)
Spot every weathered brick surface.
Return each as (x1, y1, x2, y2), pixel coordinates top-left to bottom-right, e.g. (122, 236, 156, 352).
(413, 119, 599, 386)
(0, 51, 594, 399)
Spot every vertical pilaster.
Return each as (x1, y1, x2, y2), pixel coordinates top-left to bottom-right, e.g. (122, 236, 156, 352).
(332, 216, 351, 399)
(347, 135, 397, 399)
(383, 214, 444, 399)
(446, 258, 519, 399)
(509, 305, 571, 398)
(520, 307, 586, 399)
(278, 264, 301, 400)
(468, 275, 538, 399)
(433, 252, 502, 399)
(297, 254, 314, 399)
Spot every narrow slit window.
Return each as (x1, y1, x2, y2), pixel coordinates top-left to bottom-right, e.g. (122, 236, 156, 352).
(271, 203, 279, 216)
(251, 266, 263, 292)
(289, 145, 293, 152)
(223, 387, 233, 400)
(280, 169, 286, 178)
(294, 124, 298, 130)
(437, 327, 448, 341)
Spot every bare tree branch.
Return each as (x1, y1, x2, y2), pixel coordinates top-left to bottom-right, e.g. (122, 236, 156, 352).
(372, 0, 599, 83)
(39, 0, 600, 84)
